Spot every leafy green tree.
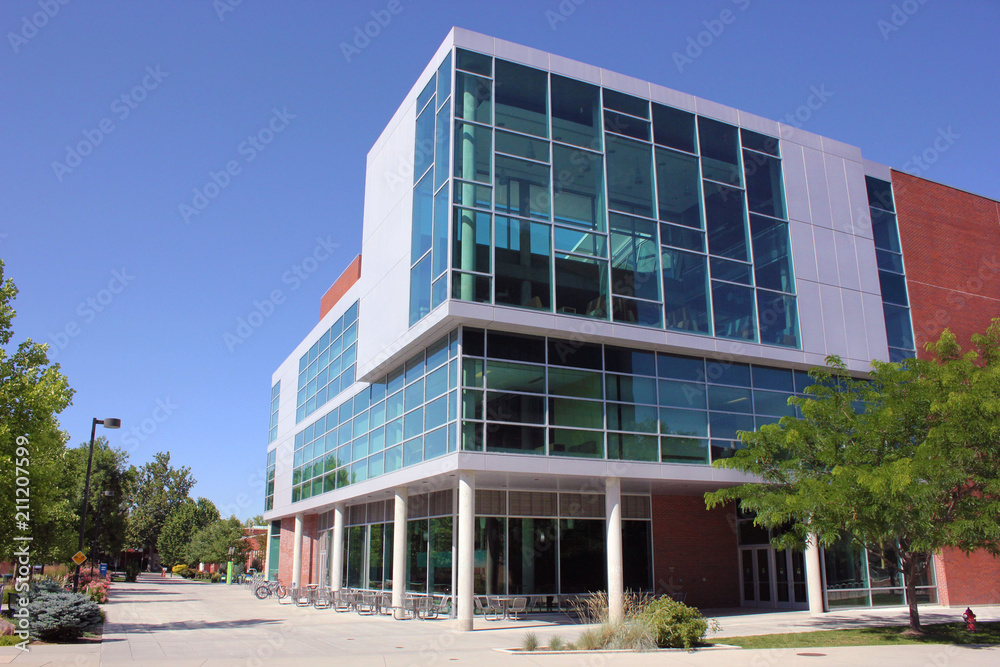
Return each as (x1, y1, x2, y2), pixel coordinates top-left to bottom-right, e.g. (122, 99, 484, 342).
(124, 451, 196, 553)
(0, 260, 77, 564)
(186, 516, 249, 567)
(63, 437, 133, 568)
(707, 324, 1000, 634)
(157, 497, 219, 567)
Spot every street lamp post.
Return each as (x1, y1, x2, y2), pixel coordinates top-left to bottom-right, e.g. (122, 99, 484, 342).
(74, 417, 121, 593)
(90, 489, 115, 577)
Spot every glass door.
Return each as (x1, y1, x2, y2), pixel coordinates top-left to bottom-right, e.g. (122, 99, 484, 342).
(741, 546, 808, 609)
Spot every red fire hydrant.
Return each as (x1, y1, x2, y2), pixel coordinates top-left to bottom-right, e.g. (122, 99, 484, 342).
(963, 607, 977, 633)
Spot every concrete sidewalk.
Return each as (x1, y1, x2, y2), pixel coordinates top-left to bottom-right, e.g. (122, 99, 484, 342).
(1, 573, 996, 665)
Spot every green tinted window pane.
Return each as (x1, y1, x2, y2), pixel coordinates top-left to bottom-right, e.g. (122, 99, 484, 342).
(603, 88, 649, 118)
(404, 407, 423, 440)
(434, 102, 451, 189)
(750, 215, 794, 293)
(657, 353, 704, 380)
(494, 217, 551, 310)
(496, 130, 549, 161)
(453, 180, 492, 209)
(486, 391, 545, 424)
(698, 117, 741, 186)
(883, 304, 914, 350)
(403, 437, 423, 467)
(652, 103, 696, 153)
(436, 53, 451, 104)
(708, 385, 753, 413)
(604, 109, 649, 141)
(412, 173, 434, 261)
(744, 150, 785, 219)
(547, 338, 603, 370)
(605, 135, 654, 218)
(608, 403, 659, 433)
(554, 253, 609, 318)
(753, 389, 795, 417)
(455, 72, 490, 124)
(463, 388, 483, 420)
(370, 426, 385, 452)
(550, 428, 604, 458)
(607, 432, 658, 461)
(662, 248, 710, 334)
(386, 418, 403, 447)
(604, 346, 656, 375)
(425, 365, 448, 399)
(661, 436, 708, 464)
(404, 378, 424, 410)
(757, 291, 798, 347)
(606, 374, 657, 403)
(876, 249, 904, 273)
(553, 145, 605, 230)
(549, 397, 603, 429)
(741, 129, 779, 156)
(711, 257, 753, 285)
(384, 445, 402, 473)
(658, 379, 706, 409)
(751, 366, 794, 391)
(452, 207, 491, 272)
(462, 421, 483, 451)
(704, 182, 749, 261)
(417, 76, 435, 113)
(485, 360, 545, 393)
(456, 48, 491, 76)
(386, 390, 404, 420)
(487, 423, 545, 455)
(878, 270, 908, 306)
(495, 154, 550, 219)
(462, 358, 483, 387)
(433, 187, 449, 277)
(454, 122, 491, 184)
(494, 59, 548, 138)
(424, 426, 447, 460)
(711, 361, 751, 386)
(610, 218, 660, 301)
(554, 227, 607, 257)
(451, 272, 491, 303)
(871, 209, 901, 252)
(659, 407, 708, 437)
(551, 74, 601, 149)
(709, 412, 755, 440)
(424, 396, 448, 430)
(660, 224, 705, 254)
(656, 148, 702, 229)
(713, 281, 756, 341)
(408, 256, 432, 326)
(865, 176, 895, 212)
(613, 293, 663, 326)
(548, 367, 602, 399)
(431, 275, 447, 309)
(414, 105, 435, 182)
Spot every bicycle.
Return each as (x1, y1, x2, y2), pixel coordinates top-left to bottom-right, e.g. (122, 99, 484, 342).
(254, 580, 287, 600)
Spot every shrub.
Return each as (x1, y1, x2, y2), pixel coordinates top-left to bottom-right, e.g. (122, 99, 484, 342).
(637, 597, 718, 649)
(84, 579, 110, 604)
(521, 632, 539, 651)
(210, 572, 221, 583)
(124, 561, 140, 582)
(27, 590, 102, 641)
(172, 564, 189, 575)
(32, 579, 62, 594)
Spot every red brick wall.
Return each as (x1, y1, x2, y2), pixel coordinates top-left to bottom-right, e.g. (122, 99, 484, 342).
(892, 170, 1000, 353)
(893, 170, 1000, 606)
(277, 515, 319, 586)
(651, 495, 739, 608)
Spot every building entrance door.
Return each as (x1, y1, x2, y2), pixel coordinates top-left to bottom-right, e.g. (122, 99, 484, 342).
(740, 546, 808, 609)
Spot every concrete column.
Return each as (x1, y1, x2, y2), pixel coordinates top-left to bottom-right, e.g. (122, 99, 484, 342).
(392, 487, 408, 611)
(457, 471, 475, 631)
(330, 503, 344, 591)
(292, 512, 304, 588)
(606, 477, 624, 624)
(262, 522, 272, 581)
(805, 533, 825, 616)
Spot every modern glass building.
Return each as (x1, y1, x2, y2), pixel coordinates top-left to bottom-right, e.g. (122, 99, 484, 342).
(262, 29, 1000, 625)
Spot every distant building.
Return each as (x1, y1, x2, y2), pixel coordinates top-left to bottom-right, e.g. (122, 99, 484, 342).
(262, 28, 1000, 624)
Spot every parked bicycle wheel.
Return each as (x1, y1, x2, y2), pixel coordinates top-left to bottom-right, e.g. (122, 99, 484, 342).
(254, 584, 270, 600)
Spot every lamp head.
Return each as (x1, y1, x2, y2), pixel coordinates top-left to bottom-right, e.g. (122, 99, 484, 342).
(102, 418, 122, 429)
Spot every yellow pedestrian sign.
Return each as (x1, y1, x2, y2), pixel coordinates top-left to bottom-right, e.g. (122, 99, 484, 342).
(72, 551, 87, 566)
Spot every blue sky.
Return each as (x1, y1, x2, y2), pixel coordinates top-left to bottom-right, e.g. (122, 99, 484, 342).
(2, 0, 997, 520)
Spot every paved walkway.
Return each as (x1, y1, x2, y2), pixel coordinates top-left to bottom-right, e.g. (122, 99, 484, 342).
(1, 574, 997, 665)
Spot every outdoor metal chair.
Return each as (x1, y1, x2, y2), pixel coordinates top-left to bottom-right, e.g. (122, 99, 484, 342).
(474, 595, 499, 620)
(508, 596, 527, 620)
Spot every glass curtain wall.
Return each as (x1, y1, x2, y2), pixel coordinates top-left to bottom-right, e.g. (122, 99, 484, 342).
(438, 48, 798, 348)
(866, 176, 915, 361)
(823, 538, 937, 608)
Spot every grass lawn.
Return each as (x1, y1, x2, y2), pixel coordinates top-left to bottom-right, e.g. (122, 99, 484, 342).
(722, 622, 999, 649)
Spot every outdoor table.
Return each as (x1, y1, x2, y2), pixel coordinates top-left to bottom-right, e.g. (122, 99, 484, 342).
(488, 596, 512, 620)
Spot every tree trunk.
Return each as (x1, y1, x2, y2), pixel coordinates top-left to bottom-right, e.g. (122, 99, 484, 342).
(902, 555, 922, 635)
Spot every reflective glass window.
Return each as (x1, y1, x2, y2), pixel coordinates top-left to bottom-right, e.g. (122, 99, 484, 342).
(485, 360, 545, 393)
(607, 432, 658, 461)
(865, 176, 895, 212)
(698, 117, 741, 186)
(548, 397, 603, 429)
(551, 74, 601, 149)
(704, 182, 749, 261)
(743, 150, 785, 219)
(456, 48, 491, 76)
(455, 72, 491, 124)
(487, 423, 545, 454)
(412, 173, 434, 260)
(652, 103, 696, 153)
(741, 129, 779, 156)
(550, 428, 604, 458)
(495, 154, 550, 220)
(757, 291, 799, 347)
(414, 105, 434, 182)
(494, 60, 548, 137)
(662, 248, 710, 334)
(495, 130, 549, 161)
(452, 207, 491, 273)
(713, 281, 756, 340)
(661, 436, 709, 464)
(656, 148, 702, 229)
(494, 217, 552, 310)
(548, 367, 603, 399)
(750, 215, 794, 293)
(454, 122, 491, 183)
(553, 145, 605, 230)
(554, 253, 609, 318)
(605, 134, 654, 218)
